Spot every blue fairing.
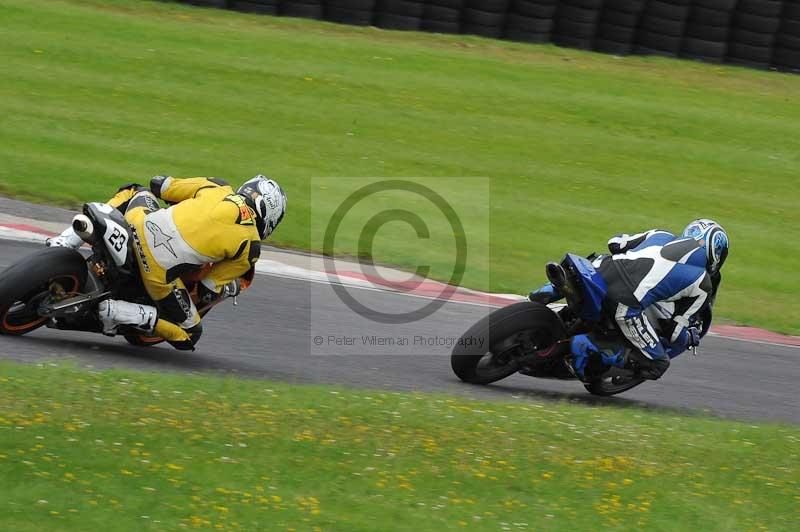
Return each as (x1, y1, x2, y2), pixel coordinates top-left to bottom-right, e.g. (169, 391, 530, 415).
(565, 253, 608, 321)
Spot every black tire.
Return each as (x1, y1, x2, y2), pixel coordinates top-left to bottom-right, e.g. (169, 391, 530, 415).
(644, 1, 690, 21)
(693, 0, 736, 10)
(781, 20, 800, 37)
(603, 0, 647, 14)
(681, 37, 727, 59)
(463, 8, 506, 26)
(584, 371, 646, 396)
(731, 28, 775, 47)
(641, 15, 686, 36)
(565, 0, 604, 8)
(684, 23, 730, 41)
(554, 18, 596, 38)
(687, 7, 733, 27)
(554, 35, 594, 49)
(325, 6, 374, 25)
(784, 3, 800, 21)
(427, 0, 464, 8)
(378, 0, 425, 17)
(423, 5, 460, 22)
(601, 9, 641, 27)
(0, 248, 87, 336)
(422, 19, 461, 32)
(637, 29, 682, 54)
(773, 47, 800, 69)
(504, 28, 551, 42)
(182, 0, 228, 7)
(737, 0, 783, 18)
(557, 5, 601, 24)
(281, 2, 324, 19)
(512, 0, 558, 19)
(328, 0, 375, 8)
(597, 23, 637, 42)
(776, 32, 800, 51)
(467, 0, 510, 12)
(231, 1, 279, 14)
(506, 13, 554, 33)
(375, 13, 421, 30)
(728, 42, 773, 62)
(594, 38, 634, 54)
(451, 302, 566, 385)
(735, 13, 781, 34)
(463, 22, 505, 37)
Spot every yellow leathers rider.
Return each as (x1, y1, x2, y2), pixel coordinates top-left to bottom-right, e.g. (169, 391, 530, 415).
(47, 175, 287, 350)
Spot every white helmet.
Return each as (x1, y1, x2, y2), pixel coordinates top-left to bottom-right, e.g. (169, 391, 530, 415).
(681, 219, 729, 274)
(238, 175, 287, 239)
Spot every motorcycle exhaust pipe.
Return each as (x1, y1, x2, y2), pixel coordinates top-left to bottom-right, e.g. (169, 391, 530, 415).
(72, 214, 95, 244)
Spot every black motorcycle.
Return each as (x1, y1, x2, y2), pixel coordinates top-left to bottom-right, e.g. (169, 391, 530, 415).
(0, 203, 250, 346)
(451, 253, 709, 396)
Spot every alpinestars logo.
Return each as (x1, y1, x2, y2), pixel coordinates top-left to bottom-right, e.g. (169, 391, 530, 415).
(129, 226, 151, 273)
(146, 221, 177, 258)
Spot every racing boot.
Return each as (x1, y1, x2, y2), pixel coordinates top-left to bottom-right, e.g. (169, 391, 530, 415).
(97, 299, 157, 336)
(528, 282, 562, 305)
(568, 334, 624, 381)
(45, 226, 83, 249)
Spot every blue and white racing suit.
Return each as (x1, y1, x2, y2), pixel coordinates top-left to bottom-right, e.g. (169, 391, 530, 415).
(596, 229, 713, 378)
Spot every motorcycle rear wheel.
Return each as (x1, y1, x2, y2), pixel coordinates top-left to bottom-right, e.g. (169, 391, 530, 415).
(451, 301, 566, 385)
(0, 248, 87, 336)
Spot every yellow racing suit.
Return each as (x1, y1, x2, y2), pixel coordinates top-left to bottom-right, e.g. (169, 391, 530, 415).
(107, 177, 261, 349)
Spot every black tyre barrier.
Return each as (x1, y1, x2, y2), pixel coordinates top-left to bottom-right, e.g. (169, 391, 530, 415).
(183, 0, 229, 6)
(603, 0, 647, 13)
(511, 0, 558, 19)
(377, 0, 424, 17)
(688, 6, 733, 27)
(637, 30, 683, 55)
(773, 46, 800, 71)
(594, 37, 635, 53)
(422, 1, 463, 33)
(281, 0, 324, 19)
(173, 0, 800, 74)
(232, 0, 280, 15)
(424, 4, 462, 23)
(376, 13, 423, 30)
(325, 0, 375, 25)
(636, 0, 690, 56)
(375, 0, 424, 30)
(462, 0, 510, 38)
(737, 0, 783, 18)
(693, 0, 736, 10)
(553, 0, 601, 49)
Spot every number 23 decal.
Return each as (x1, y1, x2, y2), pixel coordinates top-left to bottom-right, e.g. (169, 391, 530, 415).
(108, 227, 126, 252)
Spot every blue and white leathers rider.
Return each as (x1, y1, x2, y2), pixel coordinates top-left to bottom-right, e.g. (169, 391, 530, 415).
(530, 219, 729, 380)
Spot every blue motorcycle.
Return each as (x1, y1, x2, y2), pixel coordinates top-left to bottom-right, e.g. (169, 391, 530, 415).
(451, 253, 684, 396)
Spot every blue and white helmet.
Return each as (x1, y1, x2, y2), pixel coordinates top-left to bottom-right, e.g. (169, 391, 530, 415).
(681, 219, 729, 274)
(238, 175, 287, 239)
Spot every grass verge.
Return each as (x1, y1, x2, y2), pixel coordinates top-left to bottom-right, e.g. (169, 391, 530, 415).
(0, 0, 798, 332)
(0, 361, 798, 530)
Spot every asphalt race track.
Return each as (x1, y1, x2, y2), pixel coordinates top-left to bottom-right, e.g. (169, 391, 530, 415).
(0, 238, 797, 425)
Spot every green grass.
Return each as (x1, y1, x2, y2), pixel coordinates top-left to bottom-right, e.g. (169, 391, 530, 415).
(1, 0, 799, 333)
(0, 361, 797, 530)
